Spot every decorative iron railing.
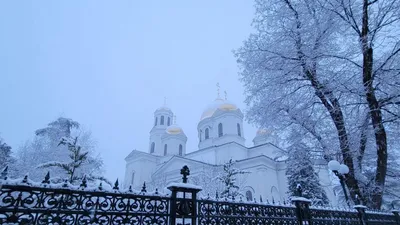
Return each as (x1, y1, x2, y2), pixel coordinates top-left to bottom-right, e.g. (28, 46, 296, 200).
(198, 199, 298, 224)
(0, 183, 170, 225)
(0, 166, 399, 225)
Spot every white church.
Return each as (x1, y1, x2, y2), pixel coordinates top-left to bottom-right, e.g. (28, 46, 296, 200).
(124, 91, 336, 204)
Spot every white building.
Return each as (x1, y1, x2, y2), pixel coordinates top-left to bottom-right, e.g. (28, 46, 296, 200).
(124, 94, 336, 203)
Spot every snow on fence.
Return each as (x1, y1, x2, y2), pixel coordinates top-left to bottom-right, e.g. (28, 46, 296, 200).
(0, 165, 399, 225)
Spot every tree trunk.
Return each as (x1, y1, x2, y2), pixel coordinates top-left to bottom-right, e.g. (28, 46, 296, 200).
(361, 0, 388, 209)
(313, 84, 364, 204)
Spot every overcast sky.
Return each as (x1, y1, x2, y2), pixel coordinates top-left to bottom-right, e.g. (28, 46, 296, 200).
(0, 1, 257, 183)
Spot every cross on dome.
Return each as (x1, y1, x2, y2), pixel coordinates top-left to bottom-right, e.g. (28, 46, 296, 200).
(216, 82, 221, 99)
(200, 84, 238, 121)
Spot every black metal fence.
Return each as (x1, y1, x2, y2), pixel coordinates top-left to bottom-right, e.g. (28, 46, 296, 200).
(0, 166, 399, 225)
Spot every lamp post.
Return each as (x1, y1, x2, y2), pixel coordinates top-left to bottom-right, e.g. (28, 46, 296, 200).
(328, 160, 350, 207)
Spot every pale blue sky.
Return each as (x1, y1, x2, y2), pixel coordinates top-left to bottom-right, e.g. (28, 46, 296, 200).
(0, 1, 256, 183)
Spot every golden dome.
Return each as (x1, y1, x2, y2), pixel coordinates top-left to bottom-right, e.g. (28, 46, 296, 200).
(219, 100, 238, 111)
(166, 124, 183, 134)
(200, 98, 239, 121)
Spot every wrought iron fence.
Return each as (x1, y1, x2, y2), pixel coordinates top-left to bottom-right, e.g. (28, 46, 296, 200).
(0, 166, 399, 225)
(198, 199, 298, 224)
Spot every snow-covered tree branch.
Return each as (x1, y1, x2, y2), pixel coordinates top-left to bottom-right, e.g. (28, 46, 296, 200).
(236, 0, 400, 208)
(15, 117, 106, 185)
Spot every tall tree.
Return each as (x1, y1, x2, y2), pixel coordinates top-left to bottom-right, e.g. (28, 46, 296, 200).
(325, 0, 400, 209)
(286, 141, 329, 206)
(235, 0, 400, 208)
(15, 117, 105, 184)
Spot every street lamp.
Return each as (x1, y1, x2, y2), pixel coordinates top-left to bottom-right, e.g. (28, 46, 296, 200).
(328, 160, 350, 207)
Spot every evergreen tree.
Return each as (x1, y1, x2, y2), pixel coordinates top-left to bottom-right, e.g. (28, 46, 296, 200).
(286, 142, 329, 206)
(218, 159, 250, 199)
(0, 137, 13, 169)
(38, 136, 108, 185)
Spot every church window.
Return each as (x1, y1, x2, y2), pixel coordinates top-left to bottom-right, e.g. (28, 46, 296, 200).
(167, 117, 171, 126)
(150, 142, 155, 153)
(218, 123, 223, 137)
(179, 144, 183, 156)
(237, 123, 241, 137)
(205, 128, 209, 139)
(271, 186, 279, 201)
(154, 117, 158, 126)
(246, 190, 253, 202)
(131, 172, 135, 184)
(161, 116, 165, 125)
(164, 144, 168, 156)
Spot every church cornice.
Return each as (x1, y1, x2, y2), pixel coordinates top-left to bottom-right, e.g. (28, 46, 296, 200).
(186, 141, 247, 157)
(125, 149, 161, 161)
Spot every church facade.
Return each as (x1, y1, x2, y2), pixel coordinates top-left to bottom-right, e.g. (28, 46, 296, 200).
(124, 94, 337, 204)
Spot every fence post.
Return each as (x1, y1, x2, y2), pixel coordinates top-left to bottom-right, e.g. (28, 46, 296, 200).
(354, 205, 368, 225)
(291, 184, 312, 225)
(392, 210, 400, 225)
(354, 195, 368, 225)
(167, 165, 202, 225)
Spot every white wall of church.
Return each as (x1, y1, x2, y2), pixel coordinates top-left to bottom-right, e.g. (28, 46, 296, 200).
(124, 155, 159, 189)
(236, 159, 285, 202)
(186, 142, 248, 165)
(187, 150, 216, 164)
(214, 143, 247, 164)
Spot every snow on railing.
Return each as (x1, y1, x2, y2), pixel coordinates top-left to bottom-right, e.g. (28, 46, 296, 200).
(0, 171, 169, 197)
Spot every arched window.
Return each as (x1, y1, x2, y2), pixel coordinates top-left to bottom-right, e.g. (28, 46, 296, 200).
(150, 142, 155, 153)
(271, 186, 280, 202)
(131, 172, 135, 184)
(205, 128, 210, 139)
(167, 117, 171, 126)
(237, 123, 241, 137)
(154, 117, 158, 126)
(179, 144, 183, 156)
(164, 144, 168, 156)
(246, 190, 253, 202)
(161, 116, 165, 125)
(218, 123, 223, 137)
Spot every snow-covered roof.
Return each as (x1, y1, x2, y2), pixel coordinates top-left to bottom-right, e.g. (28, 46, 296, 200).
(125, 149, 160, 161)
